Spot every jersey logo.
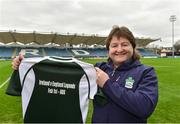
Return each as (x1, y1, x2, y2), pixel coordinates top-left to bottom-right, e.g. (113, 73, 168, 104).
(125, 76, 135, 89)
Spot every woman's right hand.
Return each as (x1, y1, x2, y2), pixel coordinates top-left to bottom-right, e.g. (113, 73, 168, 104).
(95, 67, 109, 88)
(12, 54, 24, 70)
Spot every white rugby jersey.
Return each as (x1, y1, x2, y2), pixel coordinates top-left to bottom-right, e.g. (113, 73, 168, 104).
(6, 56, 97, 123)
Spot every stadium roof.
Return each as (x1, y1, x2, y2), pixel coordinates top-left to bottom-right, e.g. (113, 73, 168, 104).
(0, 31, 106, 45)
(0, 31, 157, 47)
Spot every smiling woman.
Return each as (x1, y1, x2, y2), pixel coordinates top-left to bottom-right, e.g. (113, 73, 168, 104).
(92, 26, 158, 123)
(108, 36, 135, 67)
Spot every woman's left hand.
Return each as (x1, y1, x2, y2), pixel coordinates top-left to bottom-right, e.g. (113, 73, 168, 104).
(95, 67, 109, 88)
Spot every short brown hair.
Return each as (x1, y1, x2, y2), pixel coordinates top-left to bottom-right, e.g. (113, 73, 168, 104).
(106, 26, 140, 60)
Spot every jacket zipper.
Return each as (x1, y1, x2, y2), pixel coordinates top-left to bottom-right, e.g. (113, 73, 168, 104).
(111, 68, 120, 82)
(111, 69, 116, 76)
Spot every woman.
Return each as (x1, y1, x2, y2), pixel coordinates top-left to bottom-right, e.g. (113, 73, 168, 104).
(92, 26, 158, 123)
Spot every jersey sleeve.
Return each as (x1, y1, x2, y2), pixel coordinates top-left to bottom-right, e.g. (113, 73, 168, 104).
(88, 65, 97, 99)
(6, 70, 22, 96)
(76, 59, 97, 99)
(75, 59, 98, 122)
(6, 57, 45, 96)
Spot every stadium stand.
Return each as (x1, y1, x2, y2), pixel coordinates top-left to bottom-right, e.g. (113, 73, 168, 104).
(44, 47, 72, 57)
(0, 31, 158, 59)
(0, 46, 157, 59)
(137, 48, 158, 58)
(0, 46, 14, 59)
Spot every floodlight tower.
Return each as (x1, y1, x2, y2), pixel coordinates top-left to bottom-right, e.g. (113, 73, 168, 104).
(169, 15, 176, 58)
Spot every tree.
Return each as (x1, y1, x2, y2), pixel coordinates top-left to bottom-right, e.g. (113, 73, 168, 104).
(174, 40, 180, 52)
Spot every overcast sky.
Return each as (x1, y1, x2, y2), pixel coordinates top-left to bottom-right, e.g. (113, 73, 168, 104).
(0, 0, 179, 42)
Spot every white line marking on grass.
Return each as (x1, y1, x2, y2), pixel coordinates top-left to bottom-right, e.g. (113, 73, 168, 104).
(0, 77, 10, 89)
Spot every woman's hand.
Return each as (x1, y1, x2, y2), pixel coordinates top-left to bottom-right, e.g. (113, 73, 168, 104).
(12, 54, 24, 70)
(95, 67, 109, 88)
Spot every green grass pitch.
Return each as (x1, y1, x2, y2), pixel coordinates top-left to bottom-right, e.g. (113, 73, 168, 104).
(0, 58, 180, 123)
